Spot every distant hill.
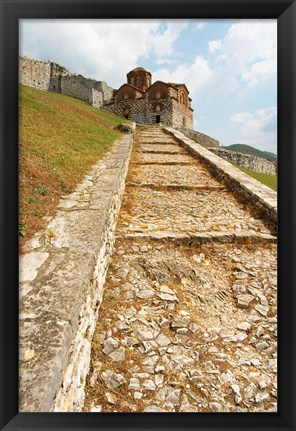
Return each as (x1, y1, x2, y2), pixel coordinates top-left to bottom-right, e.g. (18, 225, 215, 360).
(224, 144, 277, 163)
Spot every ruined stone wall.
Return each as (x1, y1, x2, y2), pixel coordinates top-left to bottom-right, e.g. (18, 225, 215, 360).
(208, 148, 277, 174)
(49, 63, 70, 92)
(177, 126, 220, 148)
(91, 89, 103, 109)
(19, 56, 114, 108)
(61, 75, 93, 103)
(19, 56, 51, 90)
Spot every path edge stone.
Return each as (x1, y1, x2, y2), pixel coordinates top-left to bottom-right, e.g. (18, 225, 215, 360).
(19, 127, 135, 412)
(164, 127, 277, 230)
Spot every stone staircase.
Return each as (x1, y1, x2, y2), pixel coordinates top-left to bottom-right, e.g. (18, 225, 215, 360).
(83, 126, 277, 413)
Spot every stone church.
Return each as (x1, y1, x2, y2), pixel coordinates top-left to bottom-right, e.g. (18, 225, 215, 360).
(103, 67, 194, 128)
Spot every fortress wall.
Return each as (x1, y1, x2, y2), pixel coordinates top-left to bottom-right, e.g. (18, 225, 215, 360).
(19, 56, 114, 108)
(49, 63, 70, 92)
(91, 88, 104, 109)
(177, 126, 220, 148)
(19, 56, 51, 90)
(208, 148, 277, 175)
(61, 75, 92, 103)
(165, 127, 277, 227)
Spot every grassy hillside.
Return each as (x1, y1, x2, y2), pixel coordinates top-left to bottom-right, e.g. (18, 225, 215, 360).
(233, 164, 277, 191)
(19, 84, 127, 244)
(225, 144, 277, 163)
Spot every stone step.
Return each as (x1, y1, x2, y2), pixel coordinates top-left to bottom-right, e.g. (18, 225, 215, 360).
(116, 231, 277, 244)
(125, 182, 226, 192)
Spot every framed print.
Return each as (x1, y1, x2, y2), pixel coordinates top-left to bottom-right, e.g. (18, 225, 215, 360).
(0, 0, 295, 430)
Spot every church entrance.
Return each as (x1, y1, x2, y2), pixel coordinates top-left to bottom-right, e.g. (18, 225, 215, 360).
(155, 115, 160, 123)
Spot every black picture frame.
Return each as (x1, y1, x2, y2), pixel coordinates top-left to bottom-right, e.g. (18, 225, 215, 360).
(0, 0, 295, 430)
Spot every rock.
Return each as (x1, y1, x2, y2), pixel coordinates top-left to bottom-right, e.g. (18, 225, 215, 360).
(125, 336, 139, 346)
(244, 383, 257, 400)
(134, 391, 143, 399)
(105, 392, 117, 404)
(165, 387, 181, 405)
(143, 405, 167, 412)
(255, 391, 270, 403)
(136, 289, 155, 299)
(157, 292, 179, 302)
(140, 245, 149, 252)
(142, 379, 156, 391)
(117, 267, 130, 278)
(208, 402, 224, 412)
(180, 395, 198, 412)
(235, 331, 248, 342)
(237, 322, 251, 332)
(109, 347, 125, 361)
(143, 355, 158, 367)
(258, 380, 267, 390)
(89, 362, 102, 387)
(264, 358, 277, 373)
(155, 334, 171, 347)
(250, 358, 261, 366)
(141, 340, 158, 353)
(115, 321, 130, 332)
(101, 370, 126, 389)
(171, 317, 190, 328)
(135, 327, 154, 341)
(155, 374, 164, 387)
(171, 355, 194, 366)
(90, 405, 102, 412)
(115, 123, 134, 134)
(237, 294, 254, 308)
(103, 337, 118, 355)
(155, 365, 165, 373)
(256, 341, 269, 351)
(231, 384, 242, 404)
(207, 327, 221, 334)
(160, 285, 176, 295)
(220, 370, 235, 383)
(128, 378, 141, 391)
(255, 304, 269, 316)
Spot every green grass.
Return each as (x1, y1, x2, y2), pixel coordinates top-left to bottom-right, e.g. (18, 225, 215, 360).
(19, 84, 129, 243)
(233, 164, 277, 191)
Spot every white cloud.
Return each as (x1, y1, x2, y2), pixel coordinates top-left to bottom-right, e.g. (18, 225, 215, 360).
(154, 55, 213, 94)
(20, 19, 187, 88)
(196, 22, 205, 30)
(208, 39, 222, 53)
(230, 107, 277, 151)
(210, 20, 277, 89)
(150, 21, 188, 58)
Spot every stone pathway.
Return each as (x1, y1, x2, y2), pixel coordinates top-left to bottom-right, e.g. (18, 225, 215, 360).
(83, 126, 277, 413)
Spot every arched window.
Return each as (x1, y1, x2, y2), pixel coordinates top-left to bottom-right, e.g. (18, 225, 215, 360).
(156, 91, 161, 99)
(131, 77, 135, 86)
(124, 93, 128, 100)
(155, 104, 161, 112)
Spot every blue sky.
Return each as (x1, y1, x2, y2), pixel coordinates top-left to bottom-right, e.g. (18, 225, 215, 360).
(20, 19, 277, 153)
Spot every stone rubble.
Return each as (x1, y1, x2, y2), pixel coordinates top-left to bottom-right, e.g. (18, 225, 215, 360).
(84, 126, 277, 413)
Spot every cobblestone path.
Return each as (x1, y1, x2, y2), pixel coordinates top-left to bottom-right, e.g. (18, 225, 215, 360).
(84, 126, 277, 413)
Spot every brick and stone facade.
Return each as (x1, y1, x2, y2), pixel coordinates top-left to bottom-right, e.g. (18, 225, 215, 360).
(104, 67, 194, 128)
